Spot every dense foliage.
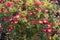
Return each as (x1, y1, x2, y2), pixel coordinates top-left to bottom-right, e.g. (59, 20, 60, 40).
(0, 0, 60, 40)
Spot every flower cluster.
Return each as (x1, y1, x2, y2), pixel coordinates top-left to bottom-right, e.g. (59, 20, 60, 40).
(0, 0, 60, 40)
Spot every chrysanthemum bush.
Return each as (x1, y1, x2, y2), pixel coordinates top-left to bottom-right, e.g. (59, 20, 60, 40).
(0, 0, 60, 40)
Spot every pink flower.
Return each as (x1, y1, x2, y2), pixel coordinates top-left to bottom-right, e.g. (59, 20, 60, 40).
(13, 14, 20, 19)
(43, 19, 48, 24)
(47, 28, 52, 33)
(32, 10, 36, 14)
(46, 23, 53, 28)
(0, 0, 5, 4)
(34, 0, 39, 6)
(9, 18, 14, 24)
(8, 29, 12, 32)
(44, 8, 49, 13)
(29, 12, 33, 15)
(38, 20, 43, 24)
(6, 1, 14, 7)
(14, 20, 19, 24)
(31, 20, 36, 24)
(47, 28, 56, 33)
